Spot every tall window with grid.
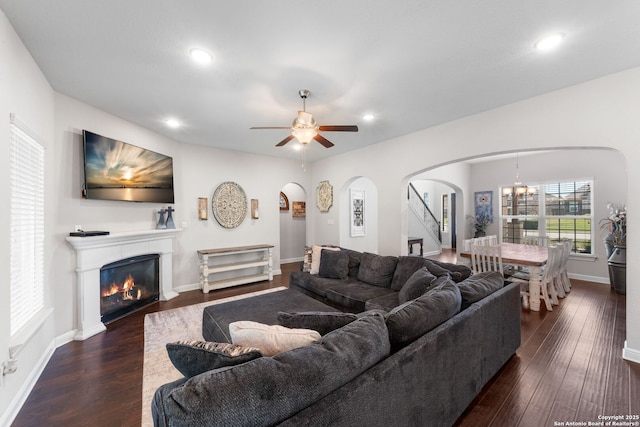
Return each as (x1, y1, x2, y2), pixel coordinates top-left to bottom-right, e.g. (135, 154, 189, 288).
(500, 180, 593, 254)
(10, 117, 45, 337)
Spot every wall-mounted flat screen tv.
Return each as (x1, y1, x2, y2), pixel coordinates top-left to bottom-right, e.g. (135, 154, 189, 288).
(82, 130, 175, 203)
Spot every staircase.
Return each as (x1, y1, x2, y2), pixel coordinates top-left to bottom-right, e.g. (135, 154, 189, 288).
(408, 184, 441, 250)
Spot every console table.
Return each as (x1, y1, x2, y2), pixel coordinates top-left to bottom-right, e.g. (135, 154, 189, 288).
(198, 244, 274, 293)
(408, 237, 424, 256)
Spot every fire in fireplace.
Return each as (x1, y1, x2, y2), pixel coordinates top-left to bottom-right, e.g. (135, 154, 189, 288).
(100, 253, 160, 323)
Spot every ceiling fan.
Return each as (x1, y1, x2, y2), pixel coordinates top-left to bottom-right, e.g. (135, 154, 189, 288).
(250, 89, 358, 148)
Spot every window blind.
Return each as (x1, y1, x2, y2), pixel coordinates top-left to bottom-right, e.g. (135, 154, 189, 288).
(10, 117, 45, 337)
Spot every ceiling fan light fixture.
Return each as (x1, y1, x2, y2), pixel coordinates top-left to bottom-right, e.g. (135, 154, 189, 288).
(292, 127, 317, 144)
(294, 111, 316, 127)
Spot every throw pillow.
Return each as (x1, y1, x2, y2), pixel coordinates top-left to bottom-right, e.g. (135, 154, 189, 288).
(318, 248, 350, 279)
(456, 271, 504, 310)
(302, 246, 313, 272)
(357, 252, 399, 287)
(277, 311, 358, 335)
(397, 267, 438, 303)
(390, 256, 428, 291)
(229, 321, 321, 356)
(310, 245, 340, 275)
(423, 259, 472, 283)
(385, 279, 462, 350)
(165, 340, 262, 378)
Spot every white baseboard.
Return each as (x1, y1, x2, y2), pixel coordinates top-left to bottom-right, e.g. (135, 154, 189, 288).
(55, 330, 76, 348)
(1, 340, 55, 427)
(567, 273, 609, 284)
(423, 250, 440, 257)
(281, 257, 303, 264)
(174, 282, 200, 292)
(623, 341, 640, 364)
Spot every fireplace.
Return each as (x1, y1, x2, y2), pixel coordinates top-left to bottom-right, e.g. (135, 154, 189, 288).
(100, 254, 160, 323)
(66, 229, 179, 340)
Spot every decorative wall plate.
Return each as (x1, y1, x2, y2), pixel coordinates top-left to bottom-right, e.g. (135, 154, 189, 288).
(211, 181, 247, 228)
(316, 180, 333, 212)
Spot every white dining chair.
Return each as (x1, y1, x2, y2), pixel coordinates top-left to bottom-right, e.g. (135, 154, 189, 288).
(470, 244, 503, 275)
(522, 235, 549, 247)
(556, 239, 572, 294)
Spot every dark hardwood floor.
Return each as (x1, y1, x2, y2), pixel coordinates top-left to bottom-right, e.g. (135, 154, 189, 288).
(12, 254, 639, 427)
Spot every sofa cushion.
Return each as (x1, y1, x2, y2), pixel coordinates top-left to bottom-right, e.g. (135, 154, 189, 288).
(277, 311, 358, 335)
(357, 252, 399, 287)
(325, 282, 397, 312)
(456, 271, 504, 310)
(310, 245, 340, 275)
(340, 248, 363, 277)
(166, 340, 262, 378)
(154, 313, 390, 427)
(318, 249, 349, 280)
(423, 259, 472, 283)
(229, 321, 321, 356)
(398, 267, 438, 303)
(385, 279, 462, 350)
(390, 256, 427, 290)
(364, 292, 400, 312)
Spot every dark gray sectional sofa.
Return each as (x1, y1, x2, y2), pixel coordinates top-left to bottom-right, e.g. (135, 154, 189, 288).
(152, 248, 521, 427)
(290, 248, 475, 312)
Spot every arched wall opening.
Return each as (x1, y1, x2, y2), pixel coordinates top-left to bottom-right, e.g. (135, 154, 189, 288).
(403, 147, 627, 284)
(279, 182, 307, 263)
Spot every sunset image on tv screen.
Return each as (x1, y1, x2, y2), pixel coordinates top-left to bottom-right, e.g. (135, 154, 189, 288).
(83, 130, 174, 203)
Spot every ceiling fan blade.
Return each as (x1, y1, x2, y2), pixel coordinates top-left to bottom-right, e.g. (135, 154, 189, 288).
(318, 125, 359, 132)
(250, 126, 291, 130)
(276, 135, 295, 147)
(314, 133, 334, 148)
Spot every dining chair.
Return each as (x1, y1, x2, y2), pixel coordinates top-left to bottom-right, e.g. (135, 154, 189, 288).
(556, 239, 572, 294)
(522, 235, 549, 247)
(470, 244, 503, 275)
(509, 244, 560, 311)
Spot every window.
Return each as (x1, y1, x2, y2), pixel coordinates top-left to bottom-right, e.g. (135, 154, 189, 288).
(441, 194, 448, 232)
(500, 180, 593, 254)
(10, 116, 45, 337)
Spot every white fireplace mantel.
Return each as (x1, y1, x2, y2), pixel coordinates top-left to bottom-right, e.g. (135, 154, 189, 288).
(66, 229, 181, 340)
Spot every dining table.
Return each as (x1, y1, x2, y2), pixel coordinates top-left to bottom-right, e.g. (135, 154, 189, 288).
(459, 242, 550, 311)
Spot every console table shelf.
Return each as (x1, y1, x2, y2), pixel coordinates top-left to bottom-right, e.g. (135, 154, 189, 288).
(197, 244, 274, 293)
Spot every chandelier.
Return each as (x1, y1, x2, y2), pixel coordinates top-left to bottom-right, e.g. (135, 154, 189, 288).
(503, 153, 536, 195)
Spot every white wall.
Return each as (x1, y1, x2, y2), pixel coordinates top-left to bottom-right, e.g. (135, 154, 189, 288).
(311, 67, 640, 362)
(53, 93, 310, 332)
(279, 182, 307, 262)
(0, 10, 56, 424)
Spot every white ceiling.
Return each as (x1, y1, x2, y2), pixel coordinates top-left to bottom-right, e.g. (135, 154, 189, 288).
(2, 1, 640, 162)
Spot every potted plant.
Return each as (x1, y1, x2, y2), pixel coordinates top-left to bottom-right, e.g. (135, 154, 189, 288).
(468, 211, 492, 238)
(600, 203, 627, 294)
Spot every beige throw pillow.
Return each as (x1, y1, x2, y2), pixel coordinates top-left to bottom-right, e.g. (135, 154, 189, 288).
(310, 245, 340, 275)
(229, 321, 321, 356)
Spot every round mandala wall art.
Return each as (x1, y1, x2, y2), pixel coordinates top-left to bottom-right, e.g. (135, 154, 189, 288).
(211, 181, 248, 228)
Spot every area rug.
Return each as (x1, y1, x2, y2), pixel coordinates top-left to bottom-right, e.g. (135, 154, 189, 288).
(141, 287, 287, 426)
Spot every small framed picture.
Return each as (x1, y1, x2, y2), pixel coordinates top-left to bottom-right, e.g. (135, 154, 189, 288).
(279, 192, 289, 211)
(292, 201, 306, 217)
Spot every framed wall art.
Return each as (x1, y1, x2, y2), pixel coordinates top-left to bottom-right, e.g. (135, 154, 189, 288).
(316, 180, 333, 212)
(198, 197, 208, 220)
(211, 181, 247, 228)
(292, 201, 306, 217)
(279, 191, 289, 211)
(350, 189, 365, 237)
(474, 191, 493, 222)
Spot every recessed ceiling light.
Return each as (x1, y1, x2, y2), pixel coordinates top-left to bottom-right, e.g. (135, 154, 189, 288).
(534, 33, 565, 51)
(363, 113, 375, 121)
(165, 118, 181, 128)
(189, 48, 213, 64)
